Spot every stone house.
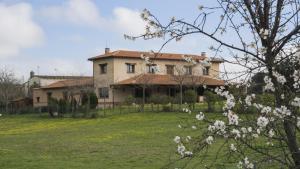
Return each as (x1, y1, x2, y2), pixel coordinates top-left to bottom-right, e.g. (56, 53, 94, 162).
(88, 49, 224, 106)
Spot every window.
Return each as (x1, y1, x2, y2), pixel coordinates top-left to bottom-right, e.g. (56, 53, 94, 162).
(126, 63, 135, 73)
(36, 97, 40, 103)
(99, 63, 107, 74)
(147, 64, 157, 74)
(185, 66, 193, 75)
(203, 67, 210, 75)
(99, 87, 109, 98)
(166, 65, 174, 75)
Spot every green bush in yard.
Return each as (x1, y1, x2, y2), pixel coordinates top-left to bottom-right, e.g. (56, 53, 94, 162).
(159, 95, 171, 105)
(58, 99, 67, 114)
(203, 90, 219, 112)
(89, 92, 98, 109)
(183, 89, 197, 108)
(82, 92, 98, 109)
(162, 103, 172, 112)
(125, 95, 135, 105)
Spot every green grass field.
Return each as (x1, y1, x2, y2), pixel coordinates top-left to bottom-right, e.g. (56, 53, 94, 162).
(0, 111, 207, 169)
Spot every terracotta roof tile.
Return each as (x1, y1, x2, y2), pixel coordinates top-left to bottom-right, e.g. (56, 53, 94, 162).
(113, 74, 224, 86)
(88, 50, 207, 61)
(41, 77, 93, 89)
(33, 75, 92, 80)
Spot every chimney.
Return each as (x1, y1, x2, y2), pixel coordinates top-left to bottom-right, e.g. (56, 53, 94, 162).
(105, 48, 110, 54)
(30, 71, 35, 78)
(201, 52, 206, 57)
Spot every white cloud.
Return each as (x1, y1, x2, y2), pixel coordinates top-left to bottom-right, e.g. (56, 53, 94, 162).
(41, 0, 102, 27)
(41, 0, 146, 35)
(0, 2, 44, 58)
(110, 7, 145, 35)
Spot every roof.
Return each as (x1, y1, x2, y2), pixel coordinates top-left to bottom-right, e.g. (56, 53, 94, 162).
(32, 75, 92, 80)
(88, 50, 210, 62)
(39, 77, 93, 89)
(113, 74, 224, 86)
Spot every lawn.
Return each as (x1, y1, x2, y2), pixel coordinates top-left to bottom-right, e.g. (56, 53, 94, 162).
(0, 111, 205, 169)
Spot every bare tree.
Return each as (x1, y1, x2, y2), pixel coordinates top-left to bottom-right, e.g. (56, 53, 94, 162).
(139, 53, 157, 112)
(172, 65, 188, 109)
(127, 0, 300, 168)
(0, 68, 23, 113)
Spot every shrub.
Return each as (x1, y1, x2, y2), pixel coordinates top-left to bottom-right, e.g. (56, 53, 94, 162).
(148, 95, 158, 104)
(183, 90, 197, 105)
(159, 95, 171, 105)
(90, 112, 99, 118)
(125, 95, 135, 105)
(58, 99, 67, 114)
(89, 92, 98, 109)
(203, 90, 219, 112)
(82, 92, 98, 109)
(48, 97, 59, 117)
(162, 103, 172, 112)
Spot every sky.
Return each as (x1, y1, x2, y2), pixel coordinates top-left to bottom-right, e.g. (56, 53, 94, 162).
(0, 0, 239, 81)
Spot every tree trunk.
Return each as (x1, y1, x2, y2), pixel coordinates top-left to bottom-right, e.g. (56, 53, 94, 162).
(180, 83, 183, 109)
(284, 121, 300, 168)
(5, 102, 8, 113)
(103, 98, 106, 116)
(142, 85, 145, 112)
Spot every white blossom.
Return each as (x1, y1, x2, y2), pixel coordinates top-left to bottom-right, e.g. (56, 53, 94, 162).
(264, 76, 275, 92)
(177, 144, 186, 156)
(192, 126, 197, 130)
(257, 116, 269, 128)
(206, 136, 214, 145)
(252, 133, 259, 138)
(182, 108, 192, 114)
(196, 112, 205, 121)
(238, 157, 254, 169)
(247, 127, 252, 133)
(141, 9, 150, 21)
(273, 71, 286, 84)
(228, 111, 239, 125)
(268, 129, 275, 138)
(184, 151, 193, 156)
(214, 120, 226, 134)
(273, 106, 291, 118)
(230, 144, 237, 152)
(291, 97, 300, 107)
(208, 125, 216, 132)
(174, 136, 181, 144)
(293, 70, 300, 89)
(261, 106, 272, 114)
(231, 129, 241, 139)
(245, 95, 253, 106)
(186, 136, 192, 142)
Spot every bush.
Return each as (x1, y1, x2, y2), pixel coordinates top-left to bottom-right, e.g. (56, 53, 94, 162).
(89, 92, 98, 109)
(203, 90, 219, 112)
(82, 92, 98, 109)
(183, 90, 197, 105)
(162, 103, 172, 112)
(90, 112, 99, 118)
(58, 99, 67, 114)
(125, 95, 135, 105)
(159, 95, 171, 105)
